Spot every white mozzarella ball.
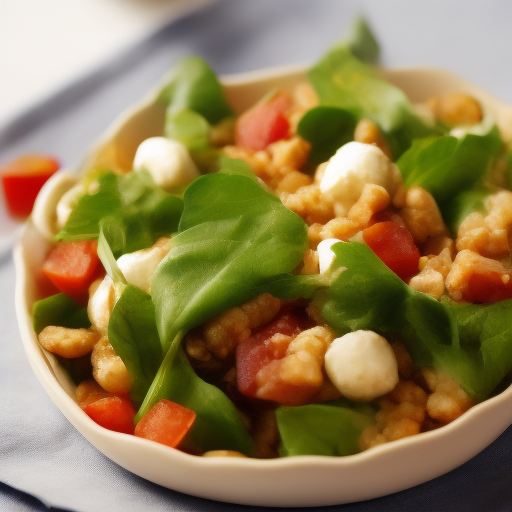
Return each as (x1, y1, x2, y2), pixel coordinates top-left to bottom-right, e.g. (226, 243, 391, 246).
(116, 241, 170, 294)
(324, 330, 399, 402)
(133, 137, 200, 190)
(319, 141, 401, 215)
(88, 276, 115, 334)
(317, 238, 342, 274)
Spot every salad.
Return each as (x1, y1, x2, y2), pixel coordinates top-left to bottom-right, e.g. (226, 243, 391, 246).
(30, 20, 512, 459)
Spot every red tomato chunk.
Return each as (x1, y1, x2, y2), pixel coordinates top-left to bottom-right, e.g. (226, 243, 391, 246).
(42, 240, 102, 304)
(82, 396, 136, 435)
(463, 270, 512, 304)
(235, 93, 291, 151)
(1, 154, 59, 217)
(236, 307, 311, 399)
(363, 221, 420, 281)
(134, 399, 196, 449)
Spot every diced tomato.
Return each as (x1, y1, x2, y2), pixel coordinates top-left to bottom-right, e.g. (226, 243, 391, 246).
(236, 307, 309, 398)
(463, 270, 512, 304)
(82, 395, 136, 435)
(235, 93, 291, 151)
(134, 399, 196, 449)
(362, 221, 420, 280)
(42, 240, 102, 303)
(1, 154, 59, 217)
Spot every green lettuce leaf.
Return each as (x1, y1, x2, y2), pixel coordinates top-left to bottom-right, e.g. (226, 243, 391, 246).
(316, 242, 512, 400)
(151, 172, 308, 349)
(346, 17, 380, 64)
(277, 400, 374, 457)
(397, 126, 502, 225)
(57, 170, 183, 257)
(159, 56, 233, 151)
(308, 46, 435, 159)
(297, 107, 357, 166)
(107, 285, 163, 406)
(137, 172, 308, 436)
(140, 344, 253, 454)
(32, 293, 90, 335)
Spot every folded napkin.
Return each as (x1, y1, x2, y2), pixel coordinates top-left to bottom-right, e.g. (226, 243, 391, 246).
(3, 1, 512, 511)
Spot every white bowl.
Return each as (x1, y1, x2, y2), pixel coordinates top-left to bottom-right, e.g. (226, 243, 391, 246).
(14, 64, 512, 507)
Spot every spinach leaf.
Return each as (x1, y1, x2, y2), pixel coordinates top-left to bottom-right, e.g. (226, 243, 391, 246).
(397, 126, 502, 214)
(97, 220, 127, 285)
(217, 157, 257, 181)
(276, 400, 374, 457)
(159, 56, 233, 152)
(316, 242, 512, 400)
(308, 46, 435, 159)
(297, 107, 357, 166)
(164, 108, 210, 151)
(158, 56, 233, 125)
(151, 172, 308, 349)
(138, 172, 308, 426)
(138, 344, 253, 454)
(57, 170, 183, 257)
(32, 293, 90, 335)
(442, 188, 490, 235)
(108, 285, 162, 406)
(346, 17, 380, 64)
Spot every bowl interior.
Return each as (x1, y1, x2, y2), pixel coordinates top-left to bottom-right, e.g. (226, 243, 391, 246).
(14, 64, 512, 507)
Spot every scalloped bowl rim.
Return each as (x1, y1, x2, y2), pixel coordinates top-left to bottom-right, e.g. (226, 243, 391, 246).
(14, 63, 512, 507)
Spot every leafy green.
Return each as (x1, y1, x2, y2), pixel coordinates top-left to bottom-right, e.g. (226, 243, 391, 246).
(57, 170, 183, 257)
(316, 242, 512, 400)
(97, 220, 127, 285)
(159, 56, 233, 152)
(32, 293, 90, 335)
(158, 56, 233, 125)
(108, 285, 162, 406)
(277, 400, 374, 457)
(442, 188, 490, 235)
(164, 108, 210, 151)
(138, 172, 308, 424)
(137, 344, 253, 454)
(346, 17, 380, 64)
(308, 46, 435, 159)
(217, 157, 257, 181)
(151, 172, 308, 349)
(397, 127, 502, 216)
(297, 107, 357, 166)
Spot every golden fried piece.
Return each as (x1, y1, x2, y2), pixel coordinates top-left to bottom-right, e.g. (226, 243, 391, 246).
(91, 337, 131, 395)
(185, 294, 281, 362)
(427, 92, 483, 127)
(354, 118, 392, 159)
(38, 326, 100, 359)
(422, 368, 473, 423)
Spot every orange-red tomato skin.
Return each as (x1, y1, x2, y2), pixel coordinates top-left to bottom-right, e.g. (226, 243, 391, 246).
(42, 240, 101, 303)
(235, 94, 291, 151)
(134, 399, 196, 448)
(1, 155, 59, 217)
(363, 221, 421, 281)
(82, 396, 136, 435)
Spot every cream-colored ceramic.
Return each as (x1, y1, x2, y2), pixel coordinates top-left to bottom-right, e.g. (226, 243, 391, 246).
(14, 65, 512, 507)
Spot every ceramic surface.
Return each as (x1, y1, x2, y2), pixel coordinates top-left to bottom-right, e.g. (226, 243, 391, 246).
(14, 65, 512, 507)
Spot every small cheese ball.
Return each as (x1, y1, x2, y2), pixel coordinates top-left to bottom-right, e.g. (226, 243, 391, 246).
(317, 238, 341, 274)
(324, 330, 399, 401)
(319, 141, 401, 215)
(116, 239, 171, 294)
(133, 136, 200, 190)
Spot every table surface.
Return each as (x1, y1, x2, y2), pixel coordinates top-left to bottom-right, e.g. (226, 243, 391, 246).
(2, 1, 512, 511)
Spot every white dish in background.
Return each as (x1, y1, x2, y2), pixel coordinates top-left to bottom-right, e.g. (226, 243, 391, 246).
(14, 65, 512, 507)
